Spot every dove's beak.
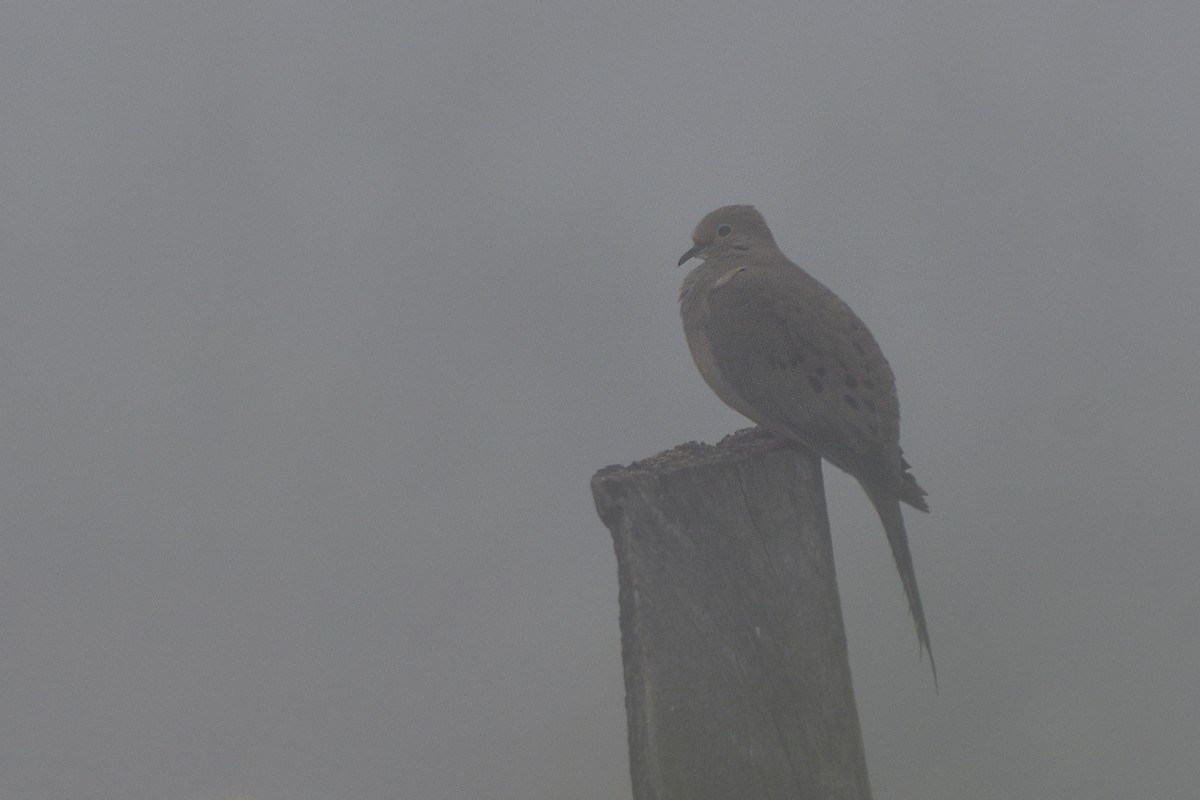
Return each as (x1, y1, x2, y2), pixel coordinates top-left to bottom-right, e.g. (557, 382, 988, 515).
(677, 244, 701, 266)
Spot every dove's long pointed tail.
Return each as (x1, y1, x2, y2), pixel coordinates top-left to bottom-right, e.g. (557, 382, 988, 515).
(861, 483, 937, 689)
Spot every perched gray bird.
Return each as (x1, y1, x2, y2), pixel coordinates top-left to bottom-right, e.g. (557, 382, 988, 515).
(678, 205, 935, 683)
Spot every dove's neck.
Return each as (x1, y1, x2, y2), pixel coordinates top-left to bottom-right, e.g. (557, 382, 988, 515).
(678, 259, 729, 310)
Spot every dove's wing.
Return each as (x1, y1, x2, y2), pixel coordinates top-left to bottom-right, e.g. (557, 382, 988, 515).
(693, 261, 902, 478)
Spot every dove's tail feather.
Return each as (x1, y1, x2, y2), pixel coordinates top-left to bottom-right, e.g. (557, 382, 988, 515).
(898, 456, 929, 512)
(862, 482, 937, 691)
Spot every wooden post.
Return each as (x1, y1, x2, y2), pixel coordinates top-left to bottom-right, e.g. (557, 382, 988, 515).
(591, 428, 872, 800)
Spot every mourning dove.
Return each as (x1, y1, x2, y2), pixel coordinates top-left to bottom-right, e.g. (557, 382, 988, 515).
(678, 205, 935, 683)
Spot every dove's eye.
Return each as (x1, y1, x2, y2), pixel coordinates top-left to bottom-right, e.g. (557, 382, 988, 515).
(717, 224, 732, 237)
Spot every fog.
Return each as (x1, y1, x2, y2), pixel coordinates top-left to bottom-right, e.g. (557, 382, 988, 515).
(2, 2, 1198, 798)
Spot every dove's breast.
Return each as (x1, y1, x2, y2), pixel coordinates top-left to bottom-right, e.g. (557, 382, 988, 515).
(679, 263, 765, 425)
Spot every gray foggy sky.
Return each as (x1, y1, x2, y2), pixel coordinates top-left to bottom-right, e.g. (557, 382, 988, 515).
(2, 2, 1199, 799)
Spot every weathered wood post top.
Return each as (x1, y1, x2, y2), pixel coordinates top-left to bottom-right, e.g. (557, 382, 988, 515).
(591, 428, 873, 800)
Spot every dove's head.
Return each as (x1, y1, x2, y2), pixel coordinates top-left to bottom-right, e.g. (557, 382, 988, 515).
(678, 205, 778, 266)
